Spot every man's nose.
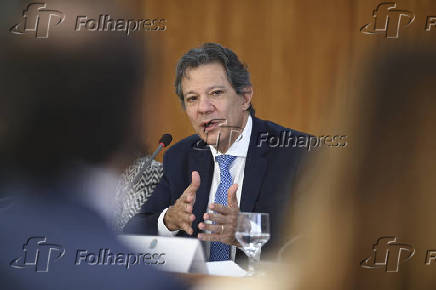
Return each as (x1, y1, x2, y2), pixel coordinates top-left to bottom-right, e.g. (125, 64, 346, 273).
(197, 96, 214, 114)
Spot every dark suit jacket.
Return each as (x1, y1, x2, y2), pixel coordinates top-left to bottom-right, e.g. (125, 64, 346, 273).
(0, 190, 185, 290)
(124, 116, 309, 262)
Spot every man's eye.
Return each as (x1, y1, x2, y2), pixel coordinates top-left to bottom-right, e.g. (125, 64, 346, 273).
(186, 96, 198, 103)
(211, 90, 224, 96)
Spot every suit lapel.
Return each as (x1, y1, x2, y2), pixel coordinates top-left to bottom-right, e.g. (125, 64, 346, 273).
(190, 140, 214, 235)
(240, 117, 268, 212)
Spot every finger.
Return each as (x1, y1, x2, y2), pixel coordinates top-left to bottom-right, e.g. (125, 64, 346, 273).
(181, 222, 193, 235)
(185, 193, 196, 204)
(198, 233, 222, 242)
(227, 184, 239, 209)
(203, 212, 226, 224)
(190, 171, 199, 203)
(198, 222, 225, 234)
(209, 203, 233, 215)
(176, 198, 192, 211)
(181, 203, 193, 214)
(175, 198, 191, 214)
(181, 212, 195, 223)
(179, 193, 194, 204)
(188, 171, 200, 193)
(182, 171, 200, 201)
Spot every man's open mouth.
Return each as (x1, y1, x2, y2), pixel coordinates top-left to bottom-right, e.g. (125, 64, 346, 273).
(202, 119, 226, 132)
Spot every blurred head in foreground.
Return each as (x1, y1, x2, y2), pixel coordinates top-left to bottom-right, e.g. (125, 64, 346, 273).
(283, 48, 436, 289)
(0, 2, 184, 290)
(204, 48, 436, 289)
(0, 8, 143, 187)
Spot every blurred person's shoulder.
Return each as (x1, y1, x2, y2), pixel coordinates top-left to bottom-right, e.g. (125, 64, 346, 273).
(0, 194, 185, 290)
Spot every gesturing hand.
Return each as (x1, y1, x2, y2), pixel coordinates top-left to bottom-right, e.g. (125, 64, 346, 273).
(163, 171, 200, 235)
(197, 184, 240, 246)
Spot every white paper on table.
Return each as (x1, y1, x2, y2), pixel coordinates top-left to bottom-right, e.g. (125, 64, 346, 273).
(206, 261, 247, 277)
(118, 235, 208, 274)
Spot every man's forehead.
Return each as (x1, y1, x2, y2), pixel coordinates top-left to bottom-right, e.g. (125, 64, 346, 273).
(181, 63, 230, 92)
(183, 63, 227, 81)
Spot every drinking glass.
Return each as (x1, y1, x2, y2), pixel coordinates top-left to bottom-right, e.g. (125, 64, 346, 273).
(235, 212, 270, 276)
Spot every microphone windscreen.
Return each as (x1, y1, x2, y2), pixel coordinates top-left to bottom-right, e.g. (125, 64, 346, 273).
(159, 134, 173, 147)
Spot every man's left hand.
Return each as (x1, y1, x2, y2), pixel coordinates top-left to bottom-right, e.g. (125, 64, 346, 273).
(198, 184, 241, 247)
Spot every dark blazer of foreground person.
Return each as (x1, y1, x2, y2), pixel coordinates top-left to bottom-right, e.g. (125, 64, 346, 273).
(0, 0, 186, 287)
(0, 191, 183, 290)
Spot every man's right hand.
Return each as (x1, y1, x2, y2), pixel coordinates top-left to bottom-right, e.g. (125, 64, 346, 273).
(163, 171, 200, 235)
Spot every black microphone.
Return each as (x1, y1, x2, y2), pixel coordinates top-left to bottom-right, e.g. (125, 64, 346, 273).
(130, 133, 172, 187)
(150, 134, 172, 160)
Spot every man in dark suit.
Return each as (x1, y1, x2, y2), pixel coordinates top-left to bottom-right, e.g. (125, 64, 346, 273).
(125, 43, 309, 264)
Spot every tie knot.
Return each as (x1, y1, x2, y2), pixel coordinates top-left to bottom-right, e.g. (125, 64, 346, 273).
(215, 155, 236, 170)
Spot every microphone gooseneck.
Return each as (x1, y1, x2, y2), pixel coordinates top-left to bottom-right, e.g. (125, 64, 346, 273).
(129, 133, 173, 188)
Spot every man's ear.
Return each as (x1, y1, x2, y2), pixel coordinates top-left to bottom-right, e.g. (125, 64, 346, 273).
(240, 86, 253, 110)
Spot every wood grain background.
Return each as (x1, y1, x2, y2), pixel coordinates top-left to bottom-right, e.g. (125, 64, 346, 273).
(131, 0, 436, 159)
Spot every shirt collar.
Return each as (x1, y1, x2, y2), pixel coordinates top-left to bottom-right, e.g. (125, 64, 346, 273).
(209, 115, 252, 158)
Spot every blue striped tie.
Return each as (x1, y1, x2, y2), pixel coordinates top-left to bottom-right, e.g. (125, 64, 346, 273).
(209, 154, 237, 261)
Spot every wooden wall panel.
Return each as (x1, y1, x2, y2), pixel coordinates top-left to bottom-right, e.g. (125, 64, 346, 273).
(139, 0, 436, 159)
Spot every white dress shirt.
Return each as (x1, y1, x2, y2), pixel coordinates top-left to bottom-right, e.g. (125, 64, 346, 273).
(157, 115, 253, 261)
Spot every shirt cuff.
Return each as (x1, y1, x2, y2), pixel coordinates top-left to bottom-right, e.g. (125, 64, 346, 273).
(158, 207, 179, 236)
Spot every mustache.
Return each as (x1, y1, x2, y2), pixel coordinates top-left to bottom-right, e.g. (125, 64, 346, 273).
(202, 119, 227, 132)
(205, 118, 226, 127)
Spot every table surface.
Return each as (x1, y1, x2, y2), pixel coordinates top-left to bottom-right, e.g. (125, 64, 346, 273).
(175, 273, 247, 287)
